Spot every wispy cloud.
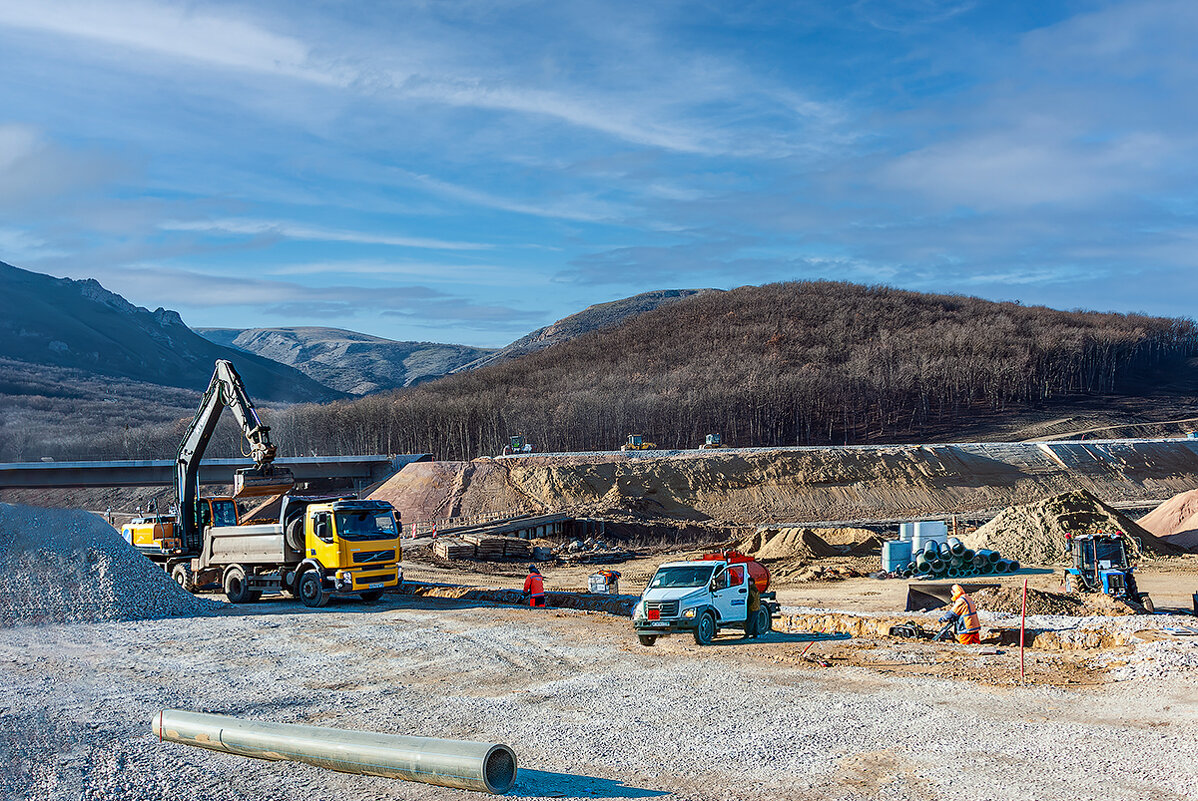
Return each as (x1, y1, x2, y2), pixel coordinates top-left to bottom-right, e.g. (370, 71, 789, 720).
(160, 218, 492, 251)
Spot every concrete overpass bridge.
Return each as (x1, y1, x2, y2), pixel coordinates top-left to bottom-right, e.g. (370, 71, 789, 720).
(0, 454, 431, 494)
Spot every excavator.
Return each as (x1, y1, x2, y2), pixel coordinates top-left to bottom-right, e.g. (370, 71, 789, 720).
(122, 360, 294, 589)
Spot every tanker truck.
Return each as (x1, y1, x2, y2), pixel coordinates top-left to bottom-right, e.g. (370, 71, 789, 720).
(631, 551, 781, 646)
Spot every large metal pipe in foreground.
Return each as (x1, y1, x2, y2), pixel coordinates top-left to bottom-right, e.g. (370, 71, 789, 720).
(152, 709, 517, 794)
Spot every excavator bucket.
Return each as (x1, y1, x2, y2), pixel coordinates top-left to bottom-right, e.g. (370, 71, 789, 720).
(233, 465, 295, 498)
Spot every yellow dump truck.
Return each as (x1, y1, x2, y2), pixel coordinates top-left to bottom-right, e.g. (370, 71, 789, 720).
(191, 495, 403, 607)
(121, 497, 240, 589)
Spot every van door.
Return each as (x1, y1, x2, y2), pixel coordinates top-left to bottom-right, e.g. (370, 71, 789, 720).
(710, 564, 749, 622)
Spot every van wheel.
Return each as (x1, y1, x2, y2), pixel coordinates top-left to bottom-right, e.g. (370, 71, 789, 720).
(753, 608, 772, 637)
(693, 612, 716, 646)
(1141, 594, 1155, 614)
(360, 589, 384, 602)
(224, 566, 261, 604)
(298, 570, 329, 608)
(637, 635, 657, 647)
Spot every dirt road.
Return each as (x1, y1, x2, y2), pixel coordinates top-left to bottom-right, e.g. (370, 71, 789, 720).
(4, 595, 1198, 801)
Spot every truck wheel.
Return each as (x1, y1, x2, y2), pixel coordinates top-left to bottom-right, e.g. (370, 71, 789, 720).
(1142, 594, 1155, 614)
(637, 635, 657, 647)
(693, 611, 716, 646)
(360, 589, 384, 602)
(223, 567, 261, 604)
(171, 562, 197, 593)
(298, 570, 329, 608)
(754, 608, 772, 637)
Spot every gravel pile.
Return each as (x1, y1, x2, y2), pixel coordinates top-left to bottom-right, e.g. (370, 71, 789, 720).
(1102, 639, 1198, 680)
(0, 503, 221, 627)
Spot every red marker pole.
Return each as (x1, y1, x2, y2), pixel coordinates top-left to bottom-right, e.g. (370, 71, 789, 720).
(1019, 578, 1028, 683)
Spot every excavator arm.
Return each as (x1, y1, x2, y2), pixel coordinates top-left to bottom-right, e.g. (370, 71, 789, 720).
(176, 360, 295, 552)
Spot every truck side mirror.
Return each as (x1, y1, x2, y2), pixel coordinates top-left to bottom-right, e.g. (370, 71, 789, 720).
(315, 521, 331, 542)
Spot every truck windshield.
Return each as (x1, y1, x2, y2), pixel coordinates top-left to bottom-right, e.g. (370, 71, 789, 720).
(649, 565, 716, 589)
(335, 511, 398, 541)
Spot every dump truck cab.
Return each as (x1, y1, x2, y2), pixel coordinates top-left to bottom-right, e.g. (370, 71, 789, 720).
(1063, 532, 1152, 611)
(194, 495, 403, 607)
(632, 552, 780, 646)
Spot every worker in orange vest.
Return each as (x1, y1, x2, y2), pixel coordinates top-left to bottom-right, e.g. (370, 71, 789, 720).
(940, 584, 981, 644)
(523, 565, 546, 607)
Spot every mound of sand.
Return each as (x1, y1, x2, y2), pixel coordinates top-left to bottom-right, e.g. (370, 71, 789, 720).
(0, 504, 220, 627)
(963, 490, 1184, 565)
(1138, 489, 1198, 552)
(739, 527, 844, 561)
(972, 585, 1137, 617)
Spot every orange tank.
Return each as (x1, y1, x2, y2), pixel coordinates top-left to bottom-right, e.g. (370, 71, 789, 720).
(702, 549, 771, 592)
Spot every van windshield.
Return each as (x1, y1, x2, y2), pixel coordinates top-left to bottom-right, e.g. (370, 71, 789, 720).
(649, 565, 716, 589)
(335, 510, 398, 541)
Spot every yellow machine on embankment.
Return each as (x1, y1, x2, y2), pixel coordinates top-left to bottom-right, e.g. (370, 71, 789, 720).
(621, 434, 657, 451)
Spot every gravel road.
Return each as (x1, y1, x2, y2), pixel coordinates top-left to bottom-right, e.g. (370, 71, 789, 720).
(3, 595, 1198, 801)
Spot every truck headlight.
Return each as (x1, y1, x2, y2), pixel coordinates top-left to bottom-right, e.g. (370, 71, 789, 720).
(682, 607, 697, 619)
(632, 601, 645, 619)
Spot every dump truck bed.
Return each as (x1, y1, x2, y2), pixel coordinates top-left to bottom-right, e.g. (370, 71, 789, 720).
(200, 524, 288, 567)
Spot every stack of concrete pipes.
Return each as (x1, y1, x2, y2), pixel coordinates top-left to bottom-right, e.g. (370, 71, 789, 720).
(896, 537, 1020, 579)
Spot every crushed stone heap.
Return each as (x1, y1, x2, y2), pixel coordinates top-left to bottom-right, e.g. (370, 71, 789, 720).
(0, 503, 221, 627)
(964, 490, 1184, 565)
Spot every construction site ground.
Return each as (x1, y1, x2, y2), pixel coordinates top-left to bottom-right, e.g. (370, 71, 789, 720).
(6, 587, 1198, 801)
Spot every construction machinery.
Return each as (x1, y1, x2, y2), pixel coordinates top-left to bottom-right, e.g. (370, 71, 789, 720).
(699, 433, 727, 449)
(1063, 531, 1154, 612)
(125, 360, 295, 589)
(621, 434, 657, 451)
(120, 497, 240, 588)
(190, 494, 403, 606)
(502, 435, 534, 455)
(631, 550, 780, 646)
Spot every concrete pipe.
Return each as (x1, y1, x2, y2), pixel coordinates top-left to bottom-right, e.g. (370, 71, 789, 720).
(986, 550, 1001, 564)
(152, 709, 517, 795)
(947, 537, 963, 555)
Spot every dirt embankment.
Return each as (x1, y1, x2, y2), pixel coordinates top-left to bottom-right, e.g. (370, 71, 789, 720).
(371, 440, 1198, 528)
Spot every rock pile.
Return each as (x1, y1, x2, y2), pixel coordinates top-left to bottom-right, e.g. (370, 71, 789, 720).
(0, 503, 221, 627)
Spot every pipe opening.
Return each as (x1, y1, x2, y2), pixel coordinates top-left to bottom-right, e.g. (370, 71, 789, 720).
(485, 746, 517, 793)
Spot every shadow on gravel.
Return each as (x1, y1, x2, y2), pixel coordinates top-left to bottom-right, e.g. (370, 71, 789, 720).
(515, 769, 669, 798)
(705, 631, 854, 647)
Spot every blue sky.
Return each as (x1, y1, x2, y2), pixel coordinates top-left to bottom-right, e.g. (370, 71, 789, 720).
(0, 0, 1195, 347)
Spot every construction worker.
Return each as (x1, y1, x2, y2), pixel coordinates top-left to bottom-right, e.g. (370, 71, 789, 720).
(746, 573, 762, 638)
(523, 565, 546, 608)
(940, 584, 981, 645)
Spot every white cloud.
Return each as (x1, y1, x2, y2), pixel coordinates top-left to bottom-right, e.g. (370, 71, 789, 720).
(159, 218, 492, 251)
(0, 0, 337, 83)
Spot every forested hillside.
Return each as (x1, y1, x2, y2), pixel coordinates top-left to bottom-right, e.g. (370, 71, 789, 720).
(272, 282, 1198, 459)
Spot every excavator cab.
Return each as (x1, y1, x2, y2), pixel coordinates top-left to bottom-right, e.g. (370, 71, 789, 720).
(233, 464, 296, 498)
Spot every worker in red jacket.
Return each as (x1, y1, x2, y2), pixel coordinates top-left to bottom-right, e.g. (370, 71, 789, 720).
(523, 565, 546, 607)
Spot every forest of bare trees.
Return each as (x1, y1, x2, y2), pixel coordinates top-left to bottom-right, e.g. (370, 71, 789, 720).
(269, 282, 1198, 459)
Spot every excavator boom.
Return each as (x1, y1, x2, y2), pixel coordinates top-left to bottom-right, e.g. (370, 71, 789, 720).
(176, 360, 294, 552)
